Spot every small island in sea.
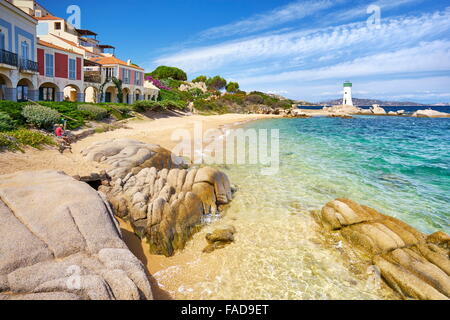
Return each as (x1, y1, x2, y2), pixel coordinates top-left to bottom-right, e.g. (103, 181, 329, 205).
(0, 0, 449, 304)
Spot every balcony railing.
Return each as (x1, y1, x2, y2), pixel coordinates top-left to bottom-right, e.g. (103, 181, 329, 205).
(19, 58, 39, 72)
(0, 49, 18, 67)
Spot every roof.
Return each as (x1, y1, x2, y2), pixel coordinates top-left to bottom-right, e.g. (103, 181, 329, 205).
(99, 44, 115, 49)
(76, 29, 97, 36)
(37, 39, 83, 56)
(35, 15, 63, 21)
(88, 56, 144, 71)
(49, 34, 99, 56)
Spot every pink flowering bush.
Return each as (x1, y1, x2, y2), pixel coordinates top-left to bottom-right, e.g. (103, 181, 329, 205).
(145, 76, 171, 91)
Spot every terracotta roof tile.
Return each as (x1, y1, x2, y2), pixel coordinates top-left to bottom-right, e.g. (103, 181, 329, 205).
(88, 56, 144, 71)
(35, 15, 63, 21)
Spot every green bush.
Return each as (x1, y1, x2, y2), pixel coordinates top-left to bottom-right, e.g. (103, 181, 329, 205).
(206, 76, 227, 91)
(193, 99, 229, 114)
(0, 101, 27, 125)
(132, 100, 160, 112)
(77, 104, 109, 120)
(192, 75, 207, 83)
(226, 82, 240, 93)
(245, 94, 264, 104)
(0, 129, 54, 151)
(148, 66, 187, 81)
(21, 104, 60, 129)
(161, 78, 185, 89)
(0, 111, 16, 131)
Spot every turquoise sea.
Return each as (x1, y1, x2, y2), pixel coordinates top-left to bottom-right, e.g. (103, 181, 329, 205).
(237, 115, 450, 234)
(155, 115, 449, 300)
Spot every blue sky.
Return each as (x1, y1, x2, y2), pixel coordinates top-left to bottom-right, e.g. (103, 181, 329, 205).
(41, 0, 450, 103)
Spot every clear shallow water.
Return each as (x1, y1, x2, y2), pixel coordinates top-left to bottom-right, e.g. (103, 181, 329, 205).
(247, 116, 449, 234)
(153, 116, 449, 300)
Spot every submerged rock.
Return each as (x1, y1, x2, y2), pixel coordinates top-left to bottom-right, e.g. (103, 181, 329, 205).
(203, 226, 236, 253)
(0, 170, 152, 300)
(314, 199, 450, 300)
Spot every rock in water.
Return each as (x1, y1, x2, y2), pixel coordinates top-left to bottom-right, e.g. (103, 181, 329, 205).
(0, 170, 152, 300)
(314, 199, 450, 300)
(102, 166, 233, 257)
(82, 139, 235, 257)
(203, 226, 236, 253)
(412, 109, 450, 118)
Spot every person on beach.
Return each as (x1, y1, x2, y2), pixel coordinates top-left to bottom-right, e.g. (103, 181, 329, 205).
(55, 124, 64, 137)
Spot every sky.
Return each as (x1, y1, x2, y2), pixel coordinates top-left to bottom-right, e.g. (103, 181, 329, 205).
(40, 0, 450, 103)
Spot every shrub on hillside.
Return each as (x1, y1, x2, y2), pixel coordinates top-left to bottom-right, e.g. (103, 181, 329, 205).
(245, 94, 264, 104)
(0, 129, 54, 151)
(77, 104, 109, 121)
(273, 101, 293, 110)
(193, 99, 228, 114)
(0, 101, 27, 125)
(149, 66, 187, 81)
(192, 75, 207, 83)
(206, 76, 227, 91)
(225, 82, 240, 93)
(21, 104, 60, 130)
(0, 111, 16, 131)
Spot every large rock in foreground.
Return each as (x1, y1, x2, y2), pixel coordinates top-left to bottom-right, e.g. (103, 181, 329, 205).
(82, 139, 234, 257)
(0, 171, 152, 300)
(314, 199, 450, 300)
(81, 139, 187, 179)
(100, 166, 233, 257)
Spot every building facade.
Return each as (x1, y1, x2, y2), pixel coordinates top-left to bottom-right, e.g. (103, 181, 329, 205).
(0, 0, 39, 101)
(1, 0, 155, 104)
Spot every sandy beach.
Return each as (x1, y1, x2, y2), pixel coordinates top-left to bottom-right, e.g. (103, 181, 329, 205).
(0, 113, 277, 176)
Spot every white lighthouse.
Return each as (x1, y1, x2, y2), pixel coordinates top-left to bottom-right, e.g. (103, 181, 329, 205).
(343, 81, 353, 106)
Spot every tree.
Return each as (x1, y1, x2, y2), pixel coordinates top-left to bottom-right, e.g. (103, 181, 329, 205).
(149, 66, 187, 81)
(226, 81, 240, 93)
(206, 76, 227, 91)
(192, 75, 208, 83)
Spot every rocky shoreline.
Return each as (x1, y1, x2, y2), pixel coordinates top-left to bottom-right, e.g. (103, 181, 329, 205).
(0, 126, 448, 300)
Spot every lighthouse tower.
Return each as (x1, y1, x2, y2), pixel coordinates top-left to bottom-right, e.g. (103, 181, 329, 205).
(343, 81, 353, 106)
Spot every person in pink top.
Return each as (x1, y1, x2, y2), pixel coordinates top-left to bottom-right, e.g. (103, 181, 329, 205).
(55, 124, 64, 137)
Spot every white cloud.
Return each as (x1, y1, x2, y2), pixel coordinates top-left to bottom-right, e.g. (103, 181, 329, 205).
(238, 41, 450, 84)
(154, 8, 450, 74)
(198, 0, 338, 40)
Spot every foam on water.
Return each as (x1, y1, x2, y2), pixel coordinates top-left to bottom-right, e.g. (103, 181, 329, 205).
(153, 116, 449, 300)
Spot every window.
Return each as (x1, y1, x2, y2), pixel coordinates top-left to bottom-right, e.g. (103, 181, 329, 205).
(21, 41, 29, 60)
(39, 87, 55, 101)
(105, 67, 115, 79)
(135, 71, 141, 85)
(55, 22, 61, 30)
(68, 59, 76, 80)
(0, 31, 5, 50)
(45, 53, 54, 77)
(123, 69, 130, 84)
(35, 10, 42, 17)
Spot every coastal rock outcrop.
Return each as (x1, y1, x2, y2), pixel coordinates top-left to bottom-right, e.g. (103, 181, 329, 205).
(203, 225, 236, 253)
(0, 170, 152, 300)
(100, 166, 233, 256)
(370, 105, 387, 115)
(314, 199, 450, 300)
(82, 137, 234, 257)
(412, 109, 450, 118)
(81, 138, 187, 179)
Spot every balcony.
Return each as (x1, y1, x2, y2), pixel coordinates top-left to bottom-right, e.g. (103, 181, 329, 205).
(84, 71, 102, 83)
(0, 49, 18, 68)
(19, 58, 39, 73)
